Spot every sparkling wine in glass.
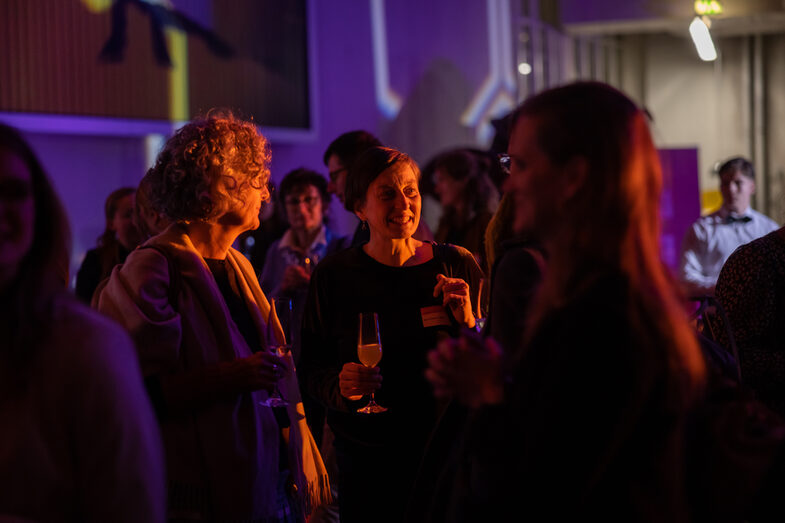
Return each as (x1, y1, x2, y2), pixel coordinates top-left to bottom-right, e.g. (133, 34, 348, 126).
(260, 297, 292, 407)
(357, 312, 387, 414)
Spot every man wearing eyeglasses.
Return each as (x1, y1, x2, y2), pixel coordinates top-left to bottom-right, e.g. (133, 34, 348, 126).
(323, 130, 383, 247)
(323, 130, 434, 247)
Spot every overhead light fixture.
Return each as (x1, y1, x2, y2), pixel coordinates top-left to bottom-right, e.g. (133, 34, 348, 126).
(694, 0, 723, 16)
(689, 16, 717, 61)
(517, 62, 532, 75)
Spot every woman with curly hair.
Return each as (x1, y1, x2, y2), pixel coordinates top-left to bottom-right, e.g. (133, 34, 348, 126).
(96, 113, 329, 522)
(0, 123, 165, 521)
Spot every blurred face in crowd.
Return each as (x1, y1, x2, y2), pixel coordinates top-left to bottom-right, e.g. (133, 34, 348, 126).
(0, 147, 34, 286)
(110, 193, 142, 250)
(433, 168, 466, 210)
(356, 162, 421, 243)
(284, 184, 323, 233)
(505, 116, 567, 239)
(720, 169, 755, 214)
(326, 154, 348, 205)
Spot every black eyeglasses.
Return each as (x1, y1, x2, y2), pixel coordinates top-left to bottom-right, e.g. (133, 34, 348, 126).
(497, 154, 511, 175)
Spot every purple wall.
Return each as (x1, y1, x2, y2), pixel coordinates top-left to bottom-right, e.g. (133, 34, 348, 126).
(659, 148, 701, 270)
(5, 0, 504, 281)
(269, 0, 496, 235)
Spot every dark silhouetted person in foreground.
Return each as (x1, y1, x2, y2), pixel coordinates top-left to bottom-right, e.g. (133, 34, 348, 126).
(0, 123, 165, 521)
(426, 82, 706, 521)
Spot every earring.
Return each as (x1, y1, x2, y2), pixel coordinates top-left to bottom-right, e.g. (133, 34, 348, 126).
(361, 221, 368, 231)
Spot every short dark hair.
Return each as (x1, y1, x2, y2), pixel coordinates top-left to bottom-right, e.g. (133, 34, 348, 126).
(279, 168, 331, 222)
(718, 157, 754, 180)
(322, 130, 383, 168)
(344, 146, 420, 213)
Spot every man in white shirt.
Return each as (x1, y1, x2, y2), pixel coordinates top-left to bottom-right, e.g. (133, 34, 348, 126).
(679, 157, 779, 297)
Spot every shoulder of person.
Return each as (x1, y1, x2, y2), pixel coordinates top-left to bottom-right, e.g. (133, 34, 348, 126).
(495, 241, 544, 276)
(432, 242, 474, 262)
(78, 247, 101, 268)
(750, 209, 780, 229)
(314, 244, 362, 271)
(325, 231, 350, 254)
(51, 294, 139, 371)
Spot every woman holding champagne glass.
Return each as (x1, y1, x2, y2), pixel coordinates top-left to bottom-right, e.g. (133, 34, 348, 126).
(299, 146, 483, 523)
(96, 113, 329, 522)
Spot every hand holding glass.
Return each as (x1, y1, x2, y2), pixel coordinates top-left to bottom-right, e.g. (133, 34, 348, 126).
(357, 312, 387, 414)
(260, 297, 292, 407)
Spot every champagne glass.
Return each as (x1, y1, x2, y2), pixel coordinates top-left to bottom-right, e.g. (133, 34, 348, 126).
(357, 312, 387, 414)
(260, 297, 292, 407)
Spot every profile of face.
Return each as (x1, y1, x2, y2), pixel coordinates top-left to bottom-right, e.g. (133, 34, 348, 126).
(355, 162, 421, 242)
(433, 168, 466, 210)
(720, 169, 755, 214)
(216, 167, 270, 233)
(111, 193, 142, 250)
(284, 184, 323, 232)
(0, 147, 34, 284)
(326, 154, 348, 205)
(505, 116, 567, 238)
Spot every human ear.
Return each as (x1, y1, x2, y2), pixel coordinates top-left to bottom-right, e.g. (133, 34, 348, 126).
(561, 156, 588, 202)
(353, 198, 367, 222)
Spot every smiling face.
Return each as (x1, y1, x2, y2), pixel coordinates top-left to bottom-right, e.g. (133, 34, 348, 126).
(0, 147, 35, 286)
(355, 162, 421, 242)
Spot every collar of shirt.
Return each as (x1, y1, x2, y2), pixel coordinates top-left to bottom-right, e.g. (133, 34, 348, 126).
(714, 207, 754, 224)
(278, 224, 329, 257)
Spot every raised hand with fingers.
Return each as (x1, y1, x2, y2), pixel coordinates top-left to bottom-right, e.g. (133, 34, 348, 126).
(433, 273, 475, 328)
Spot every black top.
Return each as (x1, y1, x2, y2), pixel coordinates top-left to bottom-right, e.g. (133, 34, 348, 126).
(75, 245, 132, 303)
(204, 258, 289, 440)
(299, 243, 483, 449)
(204, 258, 263, 353)
(491, 273, 690, 520)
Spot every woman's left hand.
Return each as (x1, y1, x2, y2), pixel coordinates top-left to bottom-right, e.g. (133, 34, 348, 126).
(425, 329, 504, 408)
(433, 274, 475, 328)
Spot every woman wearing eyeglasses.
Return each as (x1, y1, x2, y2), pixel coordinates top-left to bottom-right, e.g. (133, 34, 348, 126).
(260, 168, 348, 365)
